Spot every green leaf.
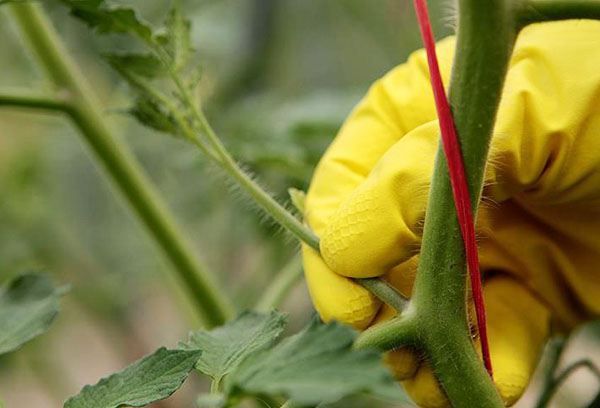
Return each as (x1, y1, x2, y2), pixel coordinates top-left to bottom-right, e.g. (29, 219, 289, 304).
(104, 52, 182, 136)
(129, 95, 180, 135)
(229, 321, 395, 406)
(179, 310, 286, 382)
(105, 52, 160, 96)
(104, 53, 165, 78)
(0, 273, 61, 355)
(60, 0, 154, 44)
(64, 347, 202, 408)
(161, 0, 191, 71)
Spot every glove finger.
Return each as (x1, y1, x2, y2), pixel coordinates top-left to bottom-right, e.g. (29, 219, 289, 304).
(301, 244, 381, 330)
(403, 276, 550, 408)
(477, 196, 596, 330)
(481, 21, 600, 328)
(385, 347, 421, 381)
(383, 255, 420, 298)
(477, 277, 550, 405)
(320, 120, 439, 278)
(305, 38, 455, 237)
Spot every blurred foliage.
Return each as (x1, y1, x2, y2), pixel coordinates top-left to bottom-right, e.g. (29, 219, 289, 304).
(1, 1, 597, 407)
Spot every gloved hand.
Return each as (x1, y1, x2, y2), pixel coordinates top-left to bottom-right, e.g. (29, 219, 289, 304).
(302, 20, 600, 407)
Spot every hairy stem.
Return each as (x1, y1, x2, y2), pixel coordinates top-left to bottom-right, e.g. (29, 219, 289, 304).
(167, 67, 322, 251)
(353, 314, 417, 352)
(409, 0, 519, 405)
(9, 2, 234, 327)
(154, 43, 411, 311)
(357, 0, 521, 405)
(355, 278, 408, 313)
(519, 0, 600, 25)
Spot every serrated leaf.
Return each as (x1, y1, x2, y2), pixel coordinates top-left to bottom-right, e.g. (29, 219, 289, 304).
(179, 310, 286, 382)
(64, 347, 202, 408)
(104, 53, 165, 78)
(229, 321, 395, 406)
(162, 0, 191, 71)
(0, 273, 61, 355)
(105, 52, 159, 96)
(104, 53, 182, 137)
(129, 95, 180, 135)
(61, 0, 154, 44)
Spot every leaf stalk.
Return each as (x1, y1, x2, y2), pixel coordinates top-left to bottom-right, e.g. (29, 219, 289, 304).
(8, 2, 234, 328)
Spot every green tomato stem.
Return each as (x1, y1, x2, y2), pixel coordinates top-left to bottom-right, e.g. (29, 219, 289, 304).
(408, 0, 518, 405)
(353, 314, 417, 352)
(0, 90, 70, 112)
(167, 68, 322, 251)
(355, 278, 408, 313)
(163, 47, 414, 313)
(534, 334, 600, 408)
(356, 0, 522, 405)
(156, 39, 413, 313)
(9, 2, 234, 328)
(519, 0, 600, 25)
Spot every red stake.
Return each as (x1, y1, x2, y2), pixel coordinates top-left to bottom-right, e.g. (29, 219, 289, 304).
(412, 0, 493, 378)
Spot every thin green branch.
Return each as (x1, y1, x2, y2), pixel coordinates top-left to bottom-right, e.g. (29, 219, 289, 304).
(375, 0, 518, 406)
(178, 84, 413, 312)
(556, 360, 600, 391)
(0, 90, 71, 112)
(353, 315, 417, 352)
(152, 39, 413, 313)
(587, 391, 600, 408)
(170, 69, 322, 251)
(9, 2, 234, 328)
(355, 278, 408, 313)
(256, 254, 303, 312)
(113, 66, 221, 163)
(519, 0, 600, 26)
(534, 336, 568, 408)
(536, 352, 600, 408)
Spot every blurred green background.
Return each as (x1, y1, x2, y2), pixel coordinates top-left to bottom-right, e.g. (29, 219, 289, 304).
(0, 1, 598, 407)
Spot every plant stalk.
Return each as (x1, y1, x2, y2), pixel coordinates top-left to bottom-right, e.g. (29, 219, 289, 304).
(154, 42, 411, 312)
(536, 354, 600, 408)
(407, 0, 519, 405)
(519, 0, 600, 25)
(9, 2, 234, 327)
(0, 90, 70, 112)
(166, 68, 321, 251)
(353, 314, 417, 351)
(534, 336, 568, 408)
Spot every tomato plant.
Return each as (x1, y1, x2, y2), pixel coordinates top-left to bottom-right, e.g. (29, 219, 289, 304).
(1, 0, 600, 407)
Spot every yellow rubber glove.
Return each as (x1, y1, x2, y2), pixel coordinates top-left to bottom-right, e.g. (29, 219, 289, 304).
(302, 20, 600, 407)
